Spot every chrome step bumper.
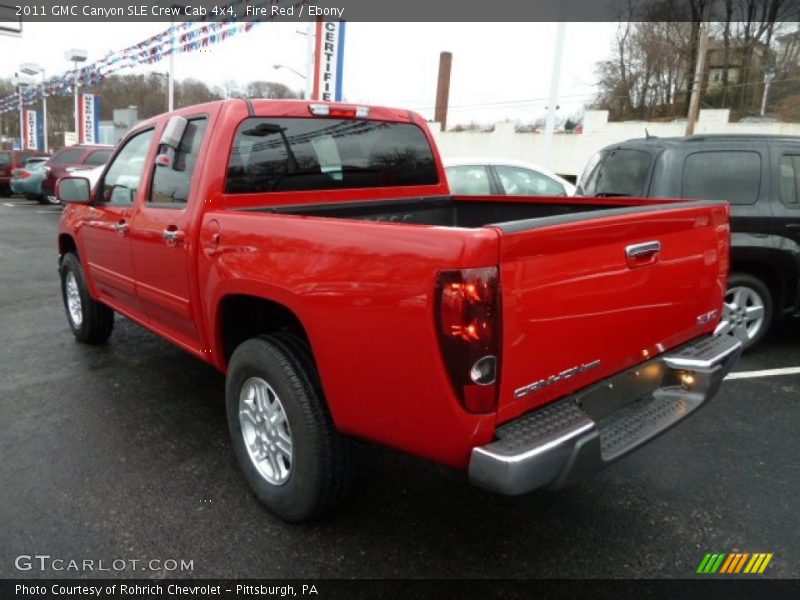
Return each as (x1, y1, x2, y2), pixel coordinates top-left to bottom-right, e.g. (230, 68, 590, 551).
(469, 334, 742, 495)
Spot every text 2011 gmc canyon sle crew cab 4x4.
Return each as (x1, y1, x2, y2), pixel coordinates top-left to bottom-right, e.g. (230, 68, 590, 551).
(57, 99, 741, 521)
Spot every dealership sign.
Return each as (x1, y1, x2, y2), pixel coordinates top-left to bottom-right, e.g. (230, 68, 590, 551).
(313, 21, 345, 102)
(23, 110, 43, 150)
(79, 94, 100, 144)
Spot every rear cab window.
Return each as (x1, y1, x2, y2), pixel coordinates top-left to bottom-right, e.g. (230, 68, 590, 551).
(578, 148, 652, 197)
(0, 152, 9, 167)
(225, 118, 438, 194)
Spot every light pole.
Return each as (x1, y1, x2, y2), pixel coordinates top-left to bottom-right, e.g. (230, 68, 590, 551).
(153, 72, 170, 113)
(65, 49, 88, 144)
(169, 4, 188, 111)
(273, 64, 307, 80)
(20, 63, 47, 152)
(11, 74, 29, 150)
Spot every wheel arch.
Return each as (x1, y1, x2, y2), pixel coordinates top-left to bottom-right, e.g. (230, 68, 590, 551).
(730, 238, 800, 316)
(215, 293, 315, 370)
(58, 233, 78, 259)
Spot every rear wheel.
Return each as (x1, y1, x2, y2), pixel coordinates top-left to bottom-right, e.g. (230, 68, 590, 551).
(59, 252, 114, 343)
(715, 273, 772, 351)
(226, 334, 353, 521)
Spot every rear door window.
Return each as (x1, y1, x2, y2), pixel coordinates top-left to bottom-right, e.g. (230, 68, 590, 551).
(682, 151, 761, 204)
(779, 155, 800, 206)
(446, 165, 492, 195)
(52, 149, 84, 164)
(579, 149, 651, 196)
(84, 149, 112, 166)
(495, 165, 566, 196)
(226, 118, 438, 193)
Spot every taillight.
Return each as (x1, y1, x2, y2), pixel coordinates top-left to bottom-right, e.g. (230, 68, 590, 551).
(436, 267, 501, 413)
(19, 171, 31, 179)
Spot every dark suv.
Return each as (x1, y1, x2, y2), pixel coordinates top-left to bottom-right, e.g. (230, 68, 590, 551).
(41, 144, 113, 205)
(577, 134, 800, 350)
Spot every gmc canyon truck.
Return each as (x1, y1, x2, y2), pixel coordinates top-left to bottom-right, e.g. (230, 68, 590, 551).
(57, 99, 741, 521)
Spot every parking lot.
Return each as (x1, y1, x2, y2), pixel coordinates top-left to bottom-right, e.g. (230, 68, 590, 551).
(1, 198, 798, 579)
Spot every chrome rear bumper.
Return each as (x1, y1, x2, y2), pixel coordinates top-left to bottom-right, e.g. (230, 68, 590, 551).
(469, 334, 742, 495)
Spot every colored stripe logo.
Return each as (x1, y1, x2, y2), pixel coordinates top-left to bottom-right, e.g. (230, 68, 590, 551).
(697, 552, 773, 574)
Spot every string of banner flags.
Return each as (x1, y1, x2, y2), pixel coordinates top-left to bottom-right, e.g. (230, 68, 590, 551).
(0, 0, 310, 115)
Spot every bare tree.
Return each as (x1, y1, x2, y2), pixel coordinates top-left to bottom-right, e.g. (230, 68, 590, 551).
(244, 81, 299, 99)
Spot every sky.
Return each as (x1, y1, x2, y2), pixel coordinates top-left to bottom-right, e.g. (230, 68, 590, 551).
(0, 21, 618, 125)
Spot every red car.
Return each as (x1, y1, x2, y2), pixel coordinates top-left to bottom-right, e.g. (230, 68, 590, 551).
(0, 149, 49, 196)
(55, 99, 740, 521)
(41, 144, 113, 205)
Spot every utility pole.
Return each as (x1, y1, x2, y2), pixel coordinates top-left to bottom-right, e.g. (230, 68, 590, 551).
(686, 11, 711, 136)
(434, 51, 452, 132)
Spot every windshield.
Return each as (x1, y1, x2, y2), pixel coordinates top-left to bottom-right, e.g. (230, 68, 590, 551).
(578, 148, 652, 197)
(226, 118, 438, 194)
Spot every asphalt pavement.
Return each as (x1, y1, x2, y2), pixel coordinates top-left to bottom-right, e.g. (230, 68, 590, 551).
(1, 199, 798, 579)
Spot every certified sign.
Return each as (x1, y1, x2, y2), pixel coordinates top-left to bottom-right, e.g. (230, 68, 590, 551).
(23, 109, 38, 150)
(313, 20, 346, 102)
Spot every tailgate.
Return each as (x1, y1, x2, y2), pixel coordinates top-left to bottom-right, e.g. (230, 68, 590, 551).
(495, 201, 730, 424)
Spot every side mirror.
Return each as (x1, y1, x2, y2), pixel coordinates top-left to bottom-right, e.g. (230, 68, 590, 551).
(156, 115, 188, 168)
(57, 177, 91, 204)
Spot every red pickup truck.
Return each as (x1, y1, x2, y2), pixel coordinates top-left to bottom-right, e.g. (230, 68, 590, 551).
(56, 99, 741, 521)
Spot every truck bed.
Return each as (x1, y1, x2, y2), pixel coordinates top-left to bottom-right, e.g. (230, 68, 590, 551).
(242, 195, 661, 229)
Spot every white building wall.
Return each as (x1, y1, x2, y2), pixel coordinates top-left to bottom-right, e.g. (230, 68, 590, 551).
(431, 109, 800, 178)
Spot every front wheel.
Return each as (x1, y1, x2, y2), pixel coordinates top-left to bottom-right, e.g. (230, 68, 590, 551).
(715, 273, 772, 352)
(59, 253, 114, 343)
(226, 334, 353, 521)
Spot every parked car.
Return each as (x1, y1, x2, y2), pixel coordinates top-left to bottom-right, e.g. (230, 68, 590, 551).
(56, 99, 739, 521)
(41, 144, 113, 205)
(445, 157, 576, 197)
(577, 134, 800, 351)
(10, 156, 50, 201)
(0, 150, 49, 196)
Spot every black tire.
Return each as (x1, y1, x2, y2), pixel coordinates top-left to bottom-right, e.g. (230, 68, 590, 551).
(226, 333, 353, 522)
(59, 252, 114, 343)
(724, 272, 773, 352)
(0, 185, 10, 197)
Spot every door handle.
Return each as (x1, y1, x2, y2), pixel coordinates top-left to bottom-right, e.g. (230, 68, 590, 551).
(787, 223, 800, 230)
(163, 228, 185, 246)
(113, 221, 129, 236)
(625, 240, 661, 267)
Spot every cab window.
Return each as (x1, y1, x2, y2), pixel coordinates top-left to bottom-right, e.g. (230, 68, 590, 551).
(149, 118, 208, 206)
(100, 129, 155, 205)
